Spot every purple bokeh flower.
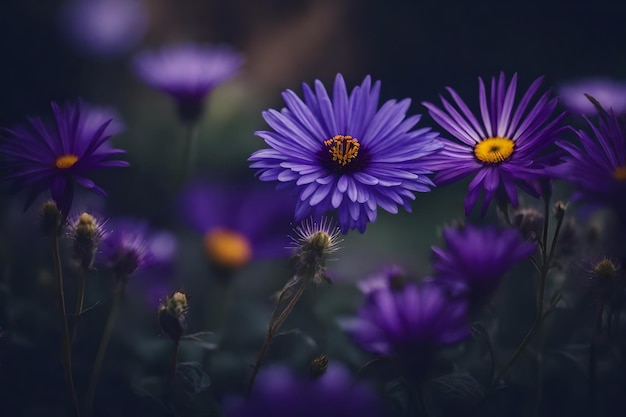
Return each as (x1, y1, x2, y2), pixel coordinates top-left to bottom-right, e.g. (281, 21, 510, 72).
(356, 264, 406, 295)
(133, 43, 244, 122)
(179, 179, 296, 270)
(226, 364, 383, 417)
(423, 72, 567, 216)
(59, 0, 148, 59)
(431, 224, 536, 306)
(341, 281, 469, 378)
(249, 73, 443, 233)
(551, 107, 626, 219)
(558, 78, 626, 115)
(0, 101, 129, 219)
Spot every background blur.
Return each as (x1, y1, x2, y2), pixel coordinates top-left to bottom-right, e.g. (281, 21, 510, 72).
(0, 1, 625, 416)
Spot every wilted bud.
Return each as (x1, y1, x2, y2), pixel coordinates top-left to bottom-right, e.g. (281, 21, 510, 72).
(512, 208, 544, 240)
(40, 201, 63, 236)
(588, 258, 625, 335)
(158, 291, 189, 342)
(592, 258, 618, 280)
(291, 218, 342, 286)
(68, 212, 105, 270)
(308, 354, 329, 379)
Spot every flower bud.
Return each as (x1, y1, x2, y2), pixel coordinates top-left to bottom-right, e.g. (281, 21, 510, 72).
(40, 201, 63, 236)
(158, 291, 189, 342)
(512, 208, 544, 240)
(308, 354, 329, 379)
(68, 212, 105, 270)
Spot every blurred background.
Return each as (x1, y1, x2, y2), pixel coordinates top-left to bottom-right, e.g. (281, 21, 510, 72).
(0, 0, 625, 415)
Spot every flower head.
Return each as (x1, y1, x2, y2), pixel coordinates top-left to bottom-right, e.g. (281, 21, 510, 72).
(59, 0, 147, 59)
(66, 211, 107, 270)
(291, 217, 342, 285)
(558, 78, 626, 115)
(99, 219, 156, 280)
(341, 281, 469, 378)
(249, 73, 443, 233)
(0, 101, 128, 219)
(431, 224, 536, 306)
(179, 180, 296, 270)
(158, 290, 189, 342)
(423, 73, 566, 216)
(133, 43, 244, 122)
(226, 364, 383, 417)
(551, 106, 626, 219)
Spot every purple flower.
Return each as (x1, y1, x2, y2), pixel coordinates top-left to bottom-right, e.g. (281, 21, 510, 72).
(249, 74, 443, 234)
(99, 219, 157, 278)
(133, 43, 244, 122)
(431, 225, 536, 306)
(341, 281, 469, 377)
(551, 107, 626, 219)
(59, 0, 147, 59)
(423, 73, 567, 216)
(226, 364, 383, 417)
(179, 180, 296, 270)
(558, 78, 626, 115)
(0, 101, 129, 218)
(356, 264, 406, 295)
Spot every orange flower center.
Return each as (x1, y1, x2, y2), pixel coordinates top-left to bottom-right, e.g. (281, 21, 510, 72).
(55, 154, 79, 169)
(473, 137, 515, 164)
(324, 135, 360, 166)
(613, 166, 626, 181)
(203, 228, 252, 269)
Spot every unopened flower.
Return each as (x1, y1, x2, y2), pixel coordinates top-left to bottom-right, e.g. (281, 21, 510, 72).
(0, 101, 129, 219)
(291, 217, 342, 285)
(133, 43, 243, 122)
(67, 212, 107, 270)
(423, 73, 566, 216)
(40, 200, 63, 237)
(249, 73, 443, 233)
(587, 258, 626, 334)
(226, 364, 383, 417)
(431, 224, 536, 307)
(158, 291, 189, 342)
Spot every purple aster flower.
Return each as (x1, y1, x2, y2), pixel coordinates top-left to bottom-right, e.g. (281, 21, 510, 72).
(249, 73, 443, 234)
(341, 281, 469, 378)
(423, 72, 567, 216)
(356, 264, 406, 294)
(179, 179, 296, 270)
(551, 106, 626, 219)
(431, 224, 536, 307)
(133, 43, 244, 122)
(59, 0, 147, 59)
(0, 101, 129, 219)
(226, 364, 383, 417)
(558, 78, 626, 115)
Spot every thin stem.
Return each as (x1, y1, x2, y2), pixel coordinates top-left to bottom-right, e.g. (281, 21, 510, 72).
(169, 339, 180, 381)
(70, 266, 86, 345)
(247, 277, 310, 395)
(182, 123, 199, 180)
(52, 234, 81, 417)
(84, 279, 124, 417)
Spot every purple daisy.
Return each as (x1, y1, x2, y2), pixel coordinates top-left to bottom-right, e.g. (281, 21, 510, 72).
(249, 73, 443, 234)
(423, 72, 567, 216)
(558, 78, 626, 115)
(179, 179, 296, 270)
(0, 101, 129, 219)
(431, 224, 536, 306)
(133, 43, 244, 122)
(226, 364, 383, 417)
(341, 281, 469, 377)
(551, 107, 626, 219)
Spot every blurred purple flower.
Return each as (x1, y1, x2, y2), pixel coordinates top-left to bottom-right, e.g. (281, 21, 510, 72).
(226, 364, 383, 417)
(431, 224, 536, 307)
(59, 0, 147, 59)
(356, 264, 406, 295)
(423, 72, 567, 216)
(0, 101, 128, 219)
(558, 78, 626, 115)
(179, 179, 296, 270)
(133, 43, 244, 122)
(341, 281, 469, 378)
(551, 107, 626, 219)
(249, 73, 442, 234)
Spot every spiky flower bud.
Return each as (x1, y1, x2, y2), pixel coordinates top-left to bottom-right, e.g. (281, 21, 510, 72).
(308, 354, 329, 379)
(40, 200, 63, 236)
(291, 218, 342, 286)
(67, 212, 105, 270)
(158, 291, 189, 342)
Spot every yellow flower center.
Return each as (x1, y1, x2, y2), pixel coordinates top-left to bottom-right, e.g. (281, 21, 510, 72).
(324, 135, 360, 166)
(613, 166, 626, 181)
(203, 228, 252, 269)
(55, 154, 79, 169)
(473, 137, 515, 164)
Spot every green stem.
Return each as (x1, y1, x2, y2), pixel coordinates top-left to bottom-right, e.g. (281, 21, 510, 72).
(169, 339, 180, 381)
(52, 234, 81, 417)
(70, 267, 86, 345)
(84, 279, 124, 417)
